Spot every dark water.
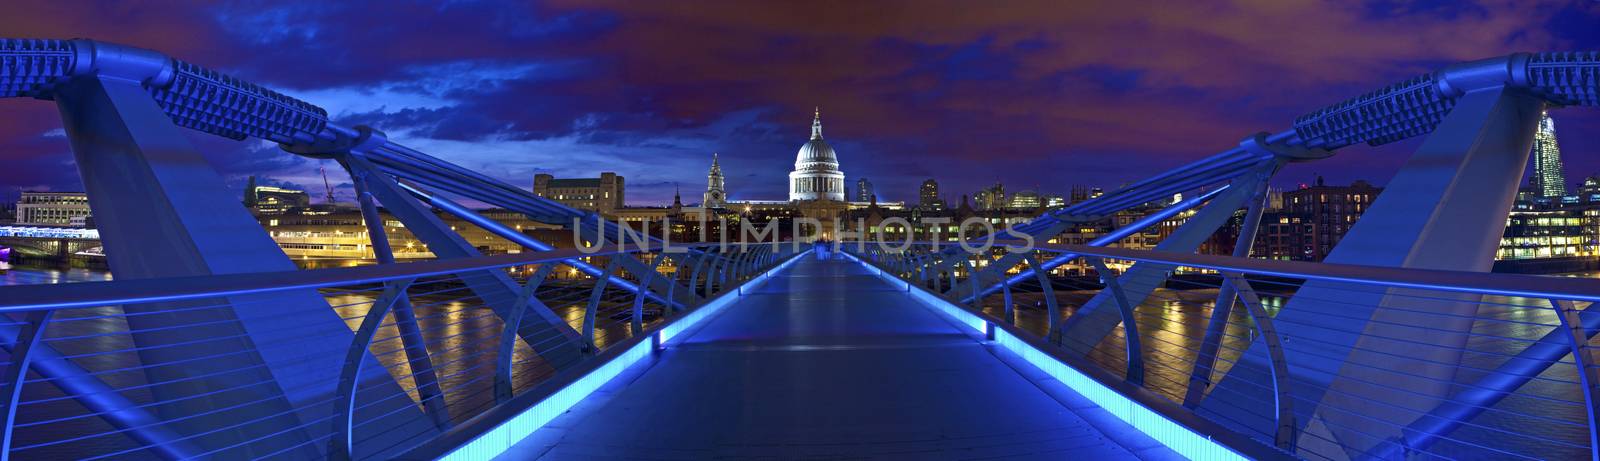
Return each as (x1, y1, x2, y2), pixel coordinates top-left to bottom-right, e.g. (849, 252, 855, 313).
(0, 263, 113, 285)
(0, 257, 382, 287)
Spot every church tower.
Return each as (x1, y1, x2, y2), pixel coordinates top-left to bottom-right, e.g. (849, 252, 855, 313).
(703, 153, 727, 208)
(672, 183, 683, 212)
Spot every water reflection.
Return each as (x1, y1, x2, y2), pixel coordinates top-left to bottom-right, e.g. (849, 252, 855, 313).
(965, 274, 1596, 460)
(0, 264, 112, 285)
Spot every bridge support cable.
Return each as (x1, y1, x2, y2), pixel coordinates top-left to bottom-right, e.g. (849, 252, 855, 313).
(964, 126, 1330, 303)
(288, 128, 697, 309)
(1379, 299, 1600, 459)
(959, 186, 1232, 305)
(570, 218, 698, 307)
(349, 168, 451, 430)
(403, 247, 804, 461)
(354, 143, 697, 307)
(52, 75, 430, 457)
(1202, 84, 1548, 457)
(1180, 168, 1300, 451)
(7, 37, 1600, 461)
(300, 131, 693, 309)
(0, 321, 202, 460)
(396, 183, 688, 309)
(1185, 172, 1275, 408)
(1055, 166, 1273, 357)
(341, 155, 587, 371)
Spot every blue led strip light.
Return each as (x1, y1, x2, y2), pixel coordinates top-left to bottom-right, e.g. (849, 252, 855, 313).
(659, 247, 806, 345)
(989, 330, 1249, 461)
(433, 248, 806, 461)
(839, 250, 1255, 461)
(437, 340, 652, 461)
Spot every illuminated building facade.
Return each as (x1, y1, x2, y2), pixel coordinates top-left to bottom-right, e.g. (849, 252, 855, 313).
(16, 191, 92, 227)
(1530, 111, 1568, 198)
(533, 172, 625, 214)
(788, 108, 846, 202)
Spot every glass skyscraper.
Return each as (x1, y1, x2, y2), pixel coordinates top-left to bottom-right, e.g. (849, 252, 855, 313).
(1530, 111, 1567, 198)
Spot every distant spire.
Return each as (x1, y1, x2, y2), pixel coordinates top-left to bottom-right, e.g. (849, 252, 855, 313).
(811, 107, 823, 140)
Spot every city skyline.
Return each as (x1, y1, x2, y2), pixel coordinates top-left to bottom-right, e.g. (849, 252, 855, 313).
(1, 2, 1598, 205)
(3, 6, 1600, 460)
(5, 103, 1587, 210)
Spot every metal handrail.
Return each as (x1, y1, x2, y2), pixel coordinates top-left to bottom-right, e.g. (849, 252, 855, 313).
(850, 240, 1600, 303)
(850, 240, 1600, 459)
(0, 243, 780, 312)
(0, 242, 801, 460)
(841, 246, 1296, 461)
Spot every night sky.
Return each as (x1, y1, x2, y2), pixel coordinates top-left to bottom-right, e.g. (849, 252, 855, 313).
(2, 1, 1599, 206)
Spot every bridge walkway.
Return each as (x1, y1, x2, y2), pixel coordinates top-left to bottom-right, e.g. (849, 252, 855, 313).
(498, 254, 1176, 460)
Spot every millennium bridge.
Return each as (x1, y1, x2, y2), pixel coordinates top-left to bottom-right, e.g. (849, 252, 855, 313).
(0, 38, 1597, 460)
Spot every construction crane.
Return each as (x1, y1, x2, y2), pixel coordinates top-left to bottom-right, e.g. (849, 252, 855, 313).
(320, 165, 336, 204)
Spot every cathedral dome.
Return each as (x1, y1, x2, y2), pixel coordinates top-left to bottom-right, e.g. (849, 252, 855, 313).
(795, 138, 839, 169)
(789, 108, 846, 202)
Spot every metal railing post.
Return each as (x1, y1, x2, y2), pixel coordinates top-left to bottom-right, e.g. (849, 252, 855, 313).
(331, 278, 416, 461)
(1228, 276, 1297, 450)
(0, 310, 53, 461)
(1001, 269, 1016, 324)
(1089, 257, 1144, 386)
(495, 264, 556, 403)
(583, 258, 622, 353)
(347, 165, 450, 429)
(687, 249, 711, 299)
(1552, 299, 1600, 459)
(962, 259, 981, 309)
(633, 254, 666, 333)
(662, 253, 685, 315)
(1021, 254, 1062, 345)
(706, 251, 725, 295)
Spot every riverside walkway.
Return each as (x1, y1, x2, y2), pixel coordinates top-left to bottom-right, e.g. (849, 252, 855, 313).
(498, 254, 1177, 460)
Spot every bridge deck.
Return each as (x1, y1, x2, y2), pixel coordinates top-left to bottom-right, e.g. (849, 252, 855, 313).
(499, 255, 1174, 460)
